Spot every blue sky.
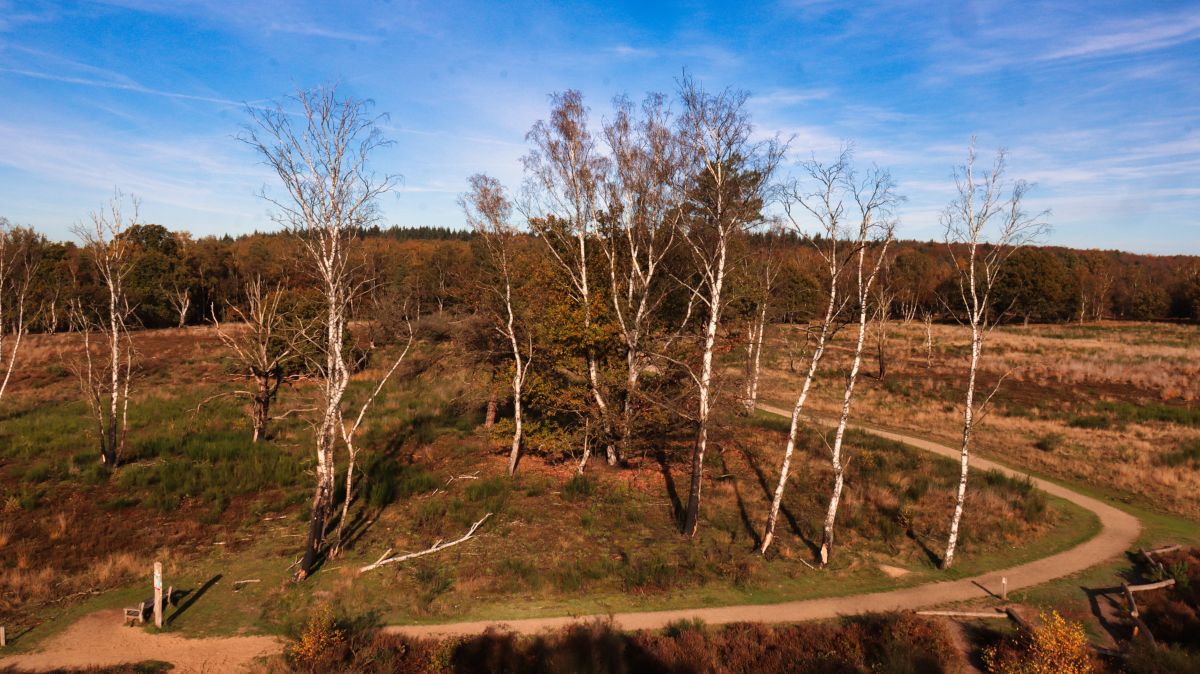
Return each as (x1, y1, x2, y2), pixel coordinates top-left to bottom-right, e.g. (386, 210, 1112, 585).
(1, 1, 1198, 253)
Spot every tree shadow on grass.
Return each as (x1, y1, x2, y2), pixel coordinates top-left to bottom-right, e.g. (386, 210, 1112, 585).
(1084, 584, 1129, 646)
(716, 449, 762, 550)
(907, 529, 944, 568)
(738, 443, 819, 560)
(167, 573, 222, 626)
(653, 447, 683, 528)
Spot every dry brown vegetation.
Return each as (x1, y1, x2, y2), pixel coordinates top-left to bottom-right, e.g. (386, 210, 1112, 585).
(760, 321, 1200, 519)
(0, 324, 1075, 633)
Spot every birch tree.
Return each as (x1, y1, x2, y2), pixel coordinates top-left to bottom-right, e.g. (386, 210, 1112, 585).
(211, 277, 296, 442)
(677, 76, 783, 537)
(70, 194, 138, 467)
(521, 90, 616, 468)
(0, 220, 39, 407)
(462, 174, 534, 476)
(600, 93, 685, 453)
(243, 85, 399, 579)
(941, 142, 1047, 569)
(741, 229, 783, 414)
(760, 152, 857, 554)
(166, 283, 191, 328)
(817, 167, 897, 565)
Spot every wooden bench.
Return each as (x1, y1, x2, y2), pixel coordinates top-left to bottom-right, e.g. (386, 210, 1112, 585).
(122, 586, 175, 626)
(123, 600, 151, 626)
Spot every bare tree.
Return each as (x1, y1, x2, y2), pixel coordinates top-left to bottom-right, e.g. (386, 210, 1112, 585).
(243, 85, 399, 579)
(70, 194, 138, 467)
(165, 284, 191, 329)
(211, 278, 297, 442)
(462, 174, 534, 476)
(600, 93, 686, 454)
(330, 324, 413, 558)
(741, 229, 783, 414)
(0, 220, 39, 407)
(676, 76, 783, 537)
(761, 153, 856, 554)
(521, 91, 617, 468)
(873, 281, 896, 382)
(941, 141, 1047, 569)
(922, 310, 935, 368)
(817, 167, 898, 565)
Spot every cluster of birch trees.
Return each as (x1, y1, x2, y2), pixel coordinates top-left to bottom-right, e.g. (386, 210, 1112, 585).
(0, 80, 1050, 577)
(459, 79, 1046, 570)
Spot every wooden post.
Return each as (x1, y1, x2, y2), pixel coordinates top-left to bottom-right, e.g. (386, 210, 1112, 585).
(1001, 576, 1007, 601)
(153, 562, 163, 629)
(1, 625, 6, 647)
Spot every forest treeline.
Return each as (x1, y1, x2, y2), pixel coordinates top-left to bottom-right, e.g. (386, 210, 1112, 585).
(0, 222, 1197, 335)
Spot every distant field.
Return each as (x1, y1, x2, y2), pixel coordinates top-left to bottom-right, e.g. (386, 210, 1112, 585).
(759, 320, 1200, 519)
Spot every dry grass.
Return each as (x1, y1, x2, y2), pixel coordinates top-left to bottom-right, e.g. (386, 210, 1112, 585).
(760, 320, 1200, 518)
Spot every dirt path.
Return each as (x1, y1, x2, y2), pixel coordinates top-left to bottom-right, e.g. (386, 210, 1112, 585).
(1, 408, 1141, 669)
(0, 610, 281, 673)
(385, 405, 1142, 637)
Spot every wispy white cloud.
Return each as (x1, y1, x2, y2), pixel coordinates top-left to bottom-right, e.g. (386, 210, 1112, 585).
(1037, 11, 1200, 62)
(0, 66, 248, 107)
(608, 44, 656, 58)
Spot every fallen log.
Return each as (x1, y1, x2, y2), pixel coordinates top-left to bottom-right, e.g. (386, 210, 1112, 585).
(917, 610, 1008, 619)
(360, 513, 492, 572)
(1126, 579, 1176, 593)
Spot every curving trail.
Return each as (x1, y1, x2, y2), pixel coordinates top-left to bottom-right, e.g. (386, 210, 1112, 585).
(385, 404, 1141, 637)
(0, 406, 1141, 670)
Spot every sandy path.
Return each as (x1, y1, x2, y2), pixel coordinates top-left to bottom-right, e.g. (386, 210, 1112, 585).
(385, 405, 1141, 637)
(0, 610, 281, 673)
(1, 408, 1141, 668)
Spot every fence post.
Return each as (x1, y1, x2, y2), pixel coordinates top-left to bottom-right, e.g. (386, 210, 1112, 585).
(1001, 576, 1007, 601)
(153, 562, 163, 629)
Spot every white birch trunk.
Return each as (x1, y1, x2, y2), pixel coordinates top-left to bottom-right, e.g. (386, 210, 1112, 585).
(683, 243, 726, 537)
(760, 281, 837, 553)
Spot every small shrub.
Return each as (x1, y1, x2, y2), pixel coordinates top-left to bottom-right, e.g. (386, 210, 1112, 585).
(23, 462, 55, 483)
(1034, 433, 1064, 452)
(561, 474, 594, 502)
(1067, 415, 1110, 430)
(1158, 440, 1200, 468)
(101, 495, 139, 511)
(622, 555, 673, 593)
(287, 605, 345, 669)
(414, 564, 454, 610)
(1166, 560, 1191, 589)
(495, 558, 540, 590)
(551, 558, 609, 592)
(453, 476, 510, 524)
(664, 617, 706, 637)
(982, 611, 1095, 674)
(1019, 491, 1048, 523)
(1124, 640, 1200, 674)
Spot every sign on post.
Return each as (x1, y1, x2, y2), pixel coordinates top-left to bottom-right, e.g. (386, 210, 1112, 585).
(153, 562, 163, 628)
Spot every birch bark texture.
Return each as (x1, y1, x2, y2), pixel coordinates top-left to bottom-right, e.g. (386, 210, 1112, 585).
(676, 76, 783, 537)
(817, 165, 898, 565)
(462, 174, 534, 476)
(940, 141, 1047, 569)
(242, 85, 398, 579)
(760, 152, 873, 554)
